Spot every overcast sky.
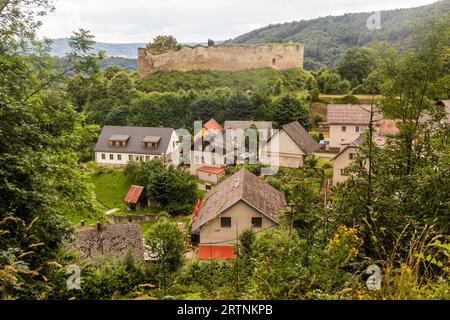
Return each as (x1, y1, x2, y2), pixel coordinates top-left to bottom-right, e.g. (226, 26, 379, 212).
(38, 0, 437, 43)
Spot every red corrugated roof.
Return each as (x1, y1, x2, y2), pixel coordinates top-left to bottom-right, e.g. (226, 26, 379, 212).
(198, 245, 235, 259)
(204, 118, 224, 132)
(197, 166, 225, 175)
(124, 185, 144, 204)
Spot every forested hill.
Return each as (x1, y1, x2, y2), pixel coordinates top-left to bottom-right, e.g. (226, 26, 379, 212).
(225, 0, 450, 70)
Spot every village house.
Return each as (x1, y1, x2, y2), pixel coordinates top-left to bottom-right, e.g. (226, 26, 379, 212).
(191, 118, 225, 174)
(223, 120, 274, 164)
(327, 104, 382, 150)
(420, 99, 450, 125)
(75, 223, 144, 261)
(124, 185, 148, 211)
(94, 126, 179, 166)
(190, 168, 286, 259)
(332, 133, 386, 186)
(260, 121, 320, 168)
(197, 166, 225, 185)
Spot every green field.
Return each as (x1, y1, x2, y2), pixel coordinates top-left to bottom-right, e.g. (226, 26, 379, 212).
(89, 169, 131, 210)
(88, 168, 194, 236)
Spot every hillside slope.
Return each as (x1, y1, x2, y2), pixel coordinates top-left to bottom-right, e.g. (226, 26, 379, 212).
(225, 1, 450, 69)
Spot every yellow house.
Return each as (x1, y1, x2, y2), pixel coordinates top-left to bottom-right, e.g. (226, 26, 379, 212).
(190, 168, 286, 259)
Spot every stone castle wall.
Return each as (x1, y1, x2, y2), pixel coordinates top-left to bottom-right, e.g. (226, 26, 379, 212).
(137, 43, 304, 78)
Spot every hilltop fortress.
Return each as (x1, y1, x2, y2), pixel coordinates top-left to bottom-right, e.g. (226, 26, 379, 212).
(137, 43, 304, 78)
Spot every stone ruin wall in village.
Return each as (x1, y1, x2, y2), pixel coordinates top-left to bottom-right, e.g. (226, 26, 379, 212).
(137, 43, 304, 78)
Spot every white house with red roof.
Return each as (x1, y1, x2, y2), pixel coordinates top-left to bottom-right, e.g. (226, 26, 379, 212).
(197, 166, 225, 184)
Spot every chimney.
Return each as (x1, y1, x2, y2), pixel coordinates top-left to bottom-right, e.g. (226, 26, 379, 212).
(95, 222, 103, 233)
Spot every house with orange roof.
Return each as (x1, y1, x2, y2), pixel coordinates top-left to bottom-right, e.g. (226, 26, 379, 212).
(197, 166, 225, 184)
(191, 119, 226, 174)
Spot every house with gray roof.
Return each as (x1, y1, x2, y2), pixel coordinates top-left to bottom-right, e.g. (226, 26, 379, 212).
(260, 121, 320, 168)
(94, 126, 179, 165)
(190, 168, 286, 259)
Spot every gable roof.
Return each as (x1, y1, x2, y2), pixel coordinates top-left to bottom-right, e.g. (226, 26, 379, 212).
(75, 223, 144, 261)
(204, 118, 224, 132)
(94, 126, 174, 155)
(124, 185, 145, 204)
(332, 133, 386, 160)
(282, 121, 320, 154)
(194, 119, 224, 142)
(191, 169, 286, 233)
(224, 121, 273, 131)
(327, 104, 382, 125)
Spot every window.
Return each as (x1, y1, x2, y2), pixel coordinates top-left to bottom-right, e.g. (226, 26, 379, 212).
(143, 142, 158, 149)
(109, 140, 126, 147)
(340, 169, 347, 176)
(109, 154, 114, 160)
(117, 154, 122, 161)
(101, 154, 106, 160)
(355, 126, 360, 133)
(349, 153, 356, 160)
(341, 126, 347, 132)
(221, 217, 231, 228)
(145, 156, 150, 161)
(252, 217, 262, 228)
(128, 155, 133, 161)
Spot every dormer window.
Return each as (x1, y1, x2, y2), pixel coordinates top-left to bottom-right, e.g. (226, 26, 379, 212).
(142, 136, 161, 149)
(108, 135, 130, 147)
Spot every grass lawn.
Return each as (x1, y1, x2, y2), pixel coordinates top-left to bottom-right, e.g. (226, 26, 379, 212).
(89, 169, 131, 210)
(88, 167, 194, 237)
(319, 94, 382, 104)
(316, 157, 333, 179)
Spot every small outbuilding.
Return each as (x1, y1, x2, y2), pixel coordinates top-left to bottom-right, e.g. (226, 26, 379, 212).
(197, 166, 225, 184)
(124, 185, 148, 211)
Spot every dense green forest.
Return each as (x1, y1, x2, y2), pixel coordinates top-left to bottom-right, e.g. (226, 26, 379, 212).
(0, 0, 449, 300)
(225, 0, 450, 69)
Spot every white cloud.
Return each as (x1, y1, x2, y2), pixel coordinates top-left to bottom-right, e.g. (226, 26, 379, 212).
(38, 0, 437, 43)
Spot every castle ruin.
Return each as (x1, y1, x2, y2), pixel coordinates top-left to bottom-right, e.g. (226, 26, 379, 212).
(137, 43, 304, 78)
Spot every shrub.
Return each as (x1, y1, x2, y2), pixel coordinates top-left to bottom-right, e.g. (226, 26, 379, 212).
(333, 94, 361, 104)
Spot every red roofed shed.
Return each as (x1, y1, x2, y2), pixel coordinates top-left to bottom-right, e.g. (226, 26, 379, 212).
(124, 185, 148, 211)
(197, 166, 225, 184)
